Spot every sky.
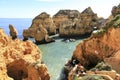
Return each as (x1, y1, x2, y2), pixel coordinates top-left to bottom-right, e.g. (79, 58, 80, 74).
(0, 0, 119, 18)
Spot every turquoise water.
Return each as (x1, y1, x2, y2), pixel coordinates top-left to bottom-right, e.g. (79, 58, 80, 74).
(38, 39, 82, 80)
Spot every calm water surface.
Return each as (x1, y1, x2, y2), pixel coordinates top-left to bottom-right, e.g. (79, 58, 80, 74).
(38, 39, 82, 80)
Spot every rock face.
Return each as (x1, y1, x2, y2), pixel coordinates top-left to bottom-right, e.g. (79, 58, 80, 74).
(64, 5, 120, 79)
(71, 4, 120, 71)
(53, 10, 80, 33)
(23, 12, 55, 44)
(112, 4, 120, 16)
(30, 12, 56, 35)
(0, 29, 50, 80)
(58, 7, 98, 37)
(23, 24, 55, 44)
(9, 24, 18, 39)
(73, 27, 120, 71)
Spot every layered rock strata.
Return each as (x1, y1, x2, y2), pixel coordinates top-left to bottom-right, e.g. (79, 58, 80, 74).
(0, 29, 50, 80)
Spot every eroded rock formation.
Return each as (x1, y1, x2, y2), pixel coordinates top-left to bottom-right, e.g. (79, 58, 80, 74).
(23, 24, 55, 44)
(9, 24, 18, 39)
(53, 10, 80, 33)
(30, 12, 56, 35)
(64, 4, 120, 80)
(59, 7, 99, 37)
(23, 12, 55, 44)
(0, 29, 50, 80)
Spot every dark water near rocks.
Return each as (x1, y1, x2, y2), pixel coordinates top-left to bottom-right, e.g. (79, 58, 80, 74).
(0, 18, 83, 80)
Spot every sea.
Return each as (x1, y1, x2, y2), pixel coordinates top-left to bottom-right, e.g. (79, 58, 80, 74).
(0, 18, 83, 80)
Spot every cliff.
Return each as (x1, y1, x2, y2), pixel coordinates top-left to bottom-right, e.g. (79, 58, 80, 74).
(0, 29, 50, 80)
(64, 4, 120, 80)
(59, 7, 99, 37)
(53, 10, 80, 33)
(30, 12, 56, 35)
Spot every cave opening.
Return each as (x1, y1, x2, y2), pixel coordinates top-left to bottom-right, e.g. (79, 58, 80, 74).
(7, 60, 28, 80)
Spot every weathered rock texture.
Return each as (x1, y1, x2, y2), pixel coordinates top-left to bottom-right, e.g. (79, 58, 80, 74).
(23, 12, 55, 44)
(23, 24, 55, 44)
(30, 12, 56, 35)
(71, 4, 120, 73)
(58, 7, 99, 37)
(0, 29, 50, 80)
(73, 27, 120, 71)
(9, 24, 18, 39)
(53, 10, 80, 33)
(112, 4, 120, 16)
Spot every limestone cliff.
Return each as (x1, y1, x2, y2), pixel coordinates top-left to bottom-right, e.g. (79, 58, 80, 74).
(0, 29, 50, 80)
(72, 4, 120, 72)
(59, 7, 99, 37)
(23, 12, 55, 44)
(9, 24, 18, 39)
(64, 4, 120, 80)
(30, 12, 56, 35)
(53, 10, 80, 33)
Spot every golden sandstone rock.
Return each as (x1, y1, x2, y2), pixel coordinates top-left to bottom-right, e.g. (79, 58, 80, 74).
(23, 13, 55, 44)
(0, 29, 50, 80)
(9, 24, 18, 39)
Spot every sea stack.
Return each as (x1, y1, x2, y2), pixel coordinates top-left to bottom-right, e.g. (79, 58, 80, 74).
(23, 12, 55, 44)
(9, 24, 18, 39)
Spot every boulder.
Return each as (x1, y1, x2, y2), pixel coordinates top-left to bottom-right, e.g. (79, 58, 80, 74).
(0, 29, 50, 80)
(9, 24, 18, 39)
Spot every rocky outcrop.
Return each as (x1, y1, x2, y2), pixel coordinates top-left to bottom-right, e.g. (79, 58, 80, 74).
(53, 10, 80, 33)
(64, 5, 120, 79)
(112, 4, 120, 16)
(68, 62, 118, 80)
(59, 7, 99, 37)
(73, 27, 120, 70)
(9, 24, 18, 39)
(0, 29, 50, 80)
(23, 25, 55, 44)
(30, 12, 56, 35)
(23, 12, 55, 44)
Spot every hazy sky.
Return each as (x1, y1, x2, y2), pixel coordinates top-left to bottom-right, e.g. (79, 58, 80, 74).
(0, 0, 119, 18)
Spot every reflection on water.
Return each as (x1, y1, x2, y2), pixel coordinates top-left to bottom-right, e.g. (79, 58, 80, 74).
(38, 39, 82, 80)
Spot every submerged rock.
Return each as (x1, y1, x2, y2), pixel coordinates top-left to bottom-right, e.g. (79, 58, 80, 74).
(0, 29, 50, 80)
(9, 24, 18, 39)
